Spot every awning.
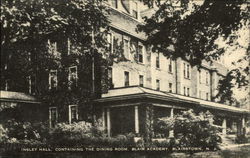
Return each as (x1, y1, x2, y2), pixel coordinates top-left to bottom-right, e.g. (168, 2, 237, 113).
(0, 90, 40, 104)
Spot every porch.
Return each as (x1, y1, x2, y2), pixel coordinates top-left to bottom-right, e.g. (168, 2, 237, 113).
(94, 86, 249, 138)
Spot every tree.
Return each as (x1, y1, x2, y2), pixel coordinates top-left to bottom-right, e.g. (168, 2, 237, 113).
(138, 0, 249, 105)
(1, 0, 112, 121)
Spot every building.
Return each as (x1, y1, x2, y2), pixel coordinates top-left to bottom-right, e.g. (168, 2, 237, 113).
(0, 91, 41, 123)
(93, 0, 249, 138)
(0, 0, 249, 139)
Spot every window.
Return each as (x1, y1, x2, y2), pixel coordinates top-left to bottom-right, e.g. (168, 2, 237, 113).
(139, 75, 144, 87)
(168, 59, 173, 73)
(28, 75, 36, 94)
(169, 83, 172, 93)
(69, 105, 78, 124)
(111, 0, 118, 8)
(206, 93, 209, 100)
(183, 87, 186, 96)
(187, 65, 190, 79)
(124, 39, 130, 59)
(131, 1, 138, 19)
(49, 70, 57, 90)
(68, 66, 78, 89)
(183, 63, 191, 79)
(156, 79, 160, 91)
(138, 45, 143, 63)
(28, 76, 32, 94)
(206, 72, 209, 85)
(5, 79, 9, 91)
(187, 88, 190, 96)
(199, 90, 202, 98)
(67, 38, 71, 55)
(199, 70, 202, 83)
(124, 71, 129, 87)
(112, 36, 116, 54)
(183, 63, 186, 77)
(49, 107, 58, 128)
(48, 39, 57, 54)
(156, 53, 160, 68)
(108, 67, 113, 89)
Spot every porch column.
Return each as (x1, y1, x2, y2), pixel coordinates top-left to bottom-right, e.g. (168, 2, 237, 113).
(222, 118, 227, 135)
(102, 108, 105, 129)
(169, 107, 174, 137)
(107, 108, 111, 137)
(135, 106, 139, 134)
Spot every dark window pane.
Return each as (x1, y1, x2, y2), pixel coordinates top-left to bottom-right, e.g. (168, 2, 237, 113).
(124, 71, 129, 87)
(139, 75, 143, 87)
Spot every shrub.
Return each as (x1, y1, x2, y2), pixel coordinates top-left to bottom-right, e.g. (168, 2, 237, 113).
(2, 120, 44, 142)
(155, 110, 222, 151)
(48, 121, 136, 147)
(174, 110, 221, 150)
(48, 121, 93, 146)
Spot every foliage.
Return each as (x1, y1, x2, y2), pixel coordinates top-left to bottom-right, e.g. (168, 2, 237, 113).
(155, 110, 222, 150)
(1, 0, 115, 121)
(174, 110, 222, 150)
(47, 121, 135, 147)
(139, 0, 249, 105)
(0, 124, 9, 143)
(215, 56, 249, 105)
(139, 0, 248, 65)
(48, 121, 93, 145)
(144, 105, 154, 144)
(154, 116, 174, 138)
(0, 120, 49, 145)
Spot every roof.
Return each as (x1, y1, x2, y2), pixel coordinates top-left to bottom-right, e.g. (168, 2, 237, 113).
(108, 8, 146, 40)
(0, 91, 40, 104)
(96, 86, 249, 114)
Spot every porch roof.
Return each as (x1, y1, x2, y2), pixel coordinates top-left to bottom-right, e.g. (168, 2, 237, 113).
(0, 91, 40, 104)
(96, 86, 250, 114)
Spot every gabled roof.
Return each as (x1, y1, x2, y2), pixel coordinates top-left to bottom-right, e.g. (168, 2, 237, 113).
(0, 91, 40, 104)
(96, 86, 249, 114)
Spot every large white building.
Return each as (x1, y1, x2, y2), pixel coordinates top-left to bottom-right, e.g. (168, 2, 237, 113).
(94, 0, 249, 138)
